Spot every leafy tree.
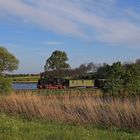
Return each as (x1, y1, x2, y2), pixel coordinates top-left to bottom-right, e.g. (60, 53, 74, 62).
(123, 63, 140, 94)
(103, 62, 125, 95)
(97, 61, 140, 95)
(96, 63, 110, 79)
(0, 47, 19, 93)
(0, 47, 19, 73)
(44, 50, 70, 71)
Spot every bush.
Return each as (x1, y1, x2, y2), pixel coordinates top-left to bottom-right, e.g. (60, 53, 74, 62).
(97, 62, 140, 95)
(0, 76, 12, 94)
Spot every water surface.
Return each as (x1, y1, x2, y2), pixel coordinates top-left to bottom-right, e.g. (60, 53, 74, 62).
(12, 83, 37, 90)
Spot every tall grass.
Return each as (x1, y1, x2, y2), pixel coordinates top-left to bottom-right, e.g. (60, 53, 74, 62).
(0, 92, 140, 131)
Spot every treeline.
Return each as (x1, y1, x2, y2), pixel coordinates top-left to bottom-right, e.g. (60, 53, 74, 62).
(6, 73, 40, 77)
(95, 59, 140, 95)
(42, 62, 96, 79)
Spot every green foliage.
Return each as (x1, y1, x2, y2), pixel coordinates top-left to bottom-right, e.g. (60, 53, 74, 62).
(103, 62, 125, 94)
(0, 76, 12, 94)
(96, 63, 110, 79)
(0, 47, 19, 73)
(44, 50, 70, 71)
(43, 63, 95, 79)
(123, 63, 140, 94)
(0, 47, 19, 94)
(0, 114, 139, 140)
(24, 88, 99, 96)
(97, 62, 140, 95)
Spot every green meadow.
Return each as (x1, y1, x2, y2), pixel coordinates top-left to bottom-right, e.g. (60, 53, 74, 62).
(8, 75, 40, 83)
(0, 114, 140, 140)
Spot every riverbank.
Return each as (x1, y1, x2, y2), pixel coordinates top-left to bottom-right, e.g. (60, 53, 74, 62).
(8, 75, 40, 83)
(13, 81, 37, 84)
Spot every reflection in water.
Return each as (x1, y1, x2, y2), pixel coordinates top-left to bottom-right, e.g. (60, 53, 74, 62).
(12, 83, 37, 90)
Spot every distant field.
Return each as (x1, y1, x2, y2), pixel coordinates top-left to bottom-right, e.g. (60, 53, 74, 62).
(8, 75, 40, 83)
(0, 114, 139, 140)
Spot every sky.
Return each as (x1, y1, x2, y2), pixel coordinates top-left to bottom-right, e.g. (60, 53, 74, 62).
(0, 0, 140, 73)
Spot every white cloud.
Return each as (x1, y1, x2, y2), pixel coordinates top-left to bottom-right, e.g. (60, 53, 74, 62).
(0, 0, 140, 47)
(44, 41, 64, 46)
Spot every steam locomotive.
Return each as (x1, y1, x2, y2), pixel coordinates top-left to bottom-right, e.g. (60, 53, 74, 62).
(37, 73, 95, 89)
(37, 77, 95, 89)
(37, 71, 105, 89)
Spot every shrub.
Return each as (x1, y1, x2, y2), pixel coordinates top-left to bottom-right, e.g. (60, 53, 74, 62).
(0, 76, 12, 94)
(97, 62, 140, 95)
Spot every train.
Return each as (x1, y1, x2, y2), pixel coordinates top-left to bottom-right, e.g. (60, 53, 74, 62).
(37, 77, 95, 89)
(37, 71, 98, 89)
(37, 73, 105, 89)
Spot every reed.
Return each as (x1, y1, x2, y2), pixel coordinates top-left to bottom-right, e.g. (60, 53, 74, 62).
(0, 92, 140, 131)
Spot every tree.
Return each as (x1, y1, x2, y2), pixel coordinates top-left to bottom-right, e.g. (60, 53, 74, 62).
(96, 63, 110, 79)
(123, 63, 140, 94)
(44, 50, 70, 71)
(0, 47, 19, 93)
(97, 61, 140, 95)
(103, 62, 125, 95)
(0, 47, 19, 73)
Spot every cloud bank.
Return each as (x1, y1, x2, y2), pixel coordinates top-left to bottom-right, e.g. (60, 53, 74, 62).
(0, 0, 140, 47)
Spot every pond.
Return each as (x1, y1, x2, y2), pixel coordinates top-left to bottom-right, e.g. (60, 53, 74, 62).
(12, 83, 37, 90)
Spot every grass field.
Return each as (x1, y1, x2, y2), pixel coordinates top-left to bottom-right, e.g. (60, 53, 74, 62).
(8, 76, 40, 83)
(0, 92, 140, 130)
(0, 91, 140, 139)
(15, 88, 102, 95)
(0, 114, 140, 140)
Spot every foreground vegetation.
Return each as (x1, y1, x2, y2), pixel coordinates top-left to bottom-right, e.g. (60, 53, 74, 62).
(0, 91, 140, 139)
(0, 114, 140, 140)
(14, 88, 102, 95)
(0, 92, 140, 131)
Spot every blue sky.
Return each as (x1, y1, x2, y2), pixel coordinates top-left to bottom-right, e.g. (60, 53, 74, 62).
(0, 0, 140, 73)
